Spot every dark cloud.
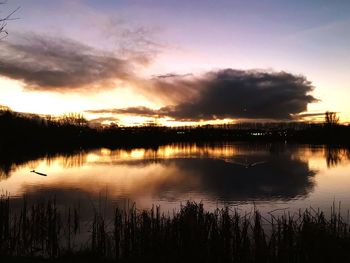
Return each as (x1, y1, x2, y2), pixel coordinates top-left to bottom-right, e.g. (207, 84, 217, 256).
(88, 69, 318, 121)
(86, 106, 158, 116)
(0, 33, 139, 91)
(157, 69, 317, 121)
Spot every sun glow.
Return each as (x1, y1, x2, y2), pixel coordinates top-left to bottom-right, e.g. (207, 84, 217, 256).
(0, 77, 160, 123)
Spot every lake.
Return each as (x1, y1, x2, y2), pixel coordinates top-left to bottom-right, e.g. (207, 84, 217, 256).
(1, 142, 350, 217)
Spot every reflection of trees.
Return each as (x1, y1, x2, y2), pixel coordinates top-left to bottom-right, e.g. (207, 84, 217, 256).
(0, 163, 11, 180)
(0, 159, 42, 181)
(324, 147, 350, 168)
(0, 161, 33, 181)
(58, 152, 87, 169)
(43, 153, 87, 169)
(0, 152, 87, 181)
(58, 113, 88, 127)
(107, 143, 271, 161)
(0, 160, 35, 180)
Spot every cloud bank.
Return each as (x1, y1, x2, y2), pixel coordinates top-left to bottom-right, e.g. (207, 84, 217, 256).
(88, 69, 317, 121)
(0, 34, 142, 91)
(163, 69, 316, 120)
(0, 33, 317, 121)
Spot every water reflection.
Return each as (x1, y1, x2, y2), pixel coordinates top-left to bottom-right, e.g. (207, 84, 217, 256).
(324, 147, 350, 168)
(0, 143, 350, 211)
(0, 151, 88, 180)
(161, 156, 315, 200)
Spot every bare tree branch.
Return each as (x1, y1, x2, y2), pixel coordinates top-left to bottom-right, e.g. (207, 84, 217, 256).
(0, 2, 20, 40)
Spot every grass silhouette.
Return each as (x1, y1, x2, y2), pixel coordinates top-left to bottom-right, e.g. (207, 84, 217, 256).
(0, 197, 350, 262)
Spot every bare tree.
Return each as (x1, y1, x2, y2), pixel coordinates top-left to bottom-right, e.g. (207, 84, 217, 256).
(0, 2, 19, 39)
(325, 111, 339, 126)
(59, 113, 88, 127)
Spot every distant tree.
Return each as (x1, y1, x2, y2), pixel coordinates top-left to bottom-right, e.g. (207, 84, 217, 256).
(59, 113, 88, 127)
(325, 111, 339, 126)
(109, 122, 119, 129)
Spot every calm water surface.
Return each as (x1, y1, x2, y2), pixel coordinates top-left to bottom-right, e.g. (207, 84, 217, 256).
(1, 142, 350, 215)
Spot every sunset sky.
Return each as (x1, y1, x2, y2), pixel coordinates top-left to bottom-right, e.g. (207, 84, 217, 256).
(0, 0, 350, 126)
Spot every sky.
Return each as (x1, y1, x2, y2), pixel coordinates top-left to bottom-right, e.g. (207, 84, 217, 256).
(0, 0, 350, 126)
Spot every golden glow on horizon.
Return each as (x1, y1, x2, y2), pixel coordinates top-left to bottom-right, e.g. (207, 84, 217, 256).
(0, 77, 158, 118)
(1, 75, 350, 126)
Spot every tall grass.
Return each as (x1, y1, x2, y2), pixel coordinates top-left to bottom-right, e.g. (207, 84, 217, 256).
(1, 197, 350, 262)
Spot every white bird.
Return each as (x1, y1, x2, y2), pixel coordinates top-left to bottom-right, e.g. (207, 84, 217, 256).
(223, 159, 266, 168)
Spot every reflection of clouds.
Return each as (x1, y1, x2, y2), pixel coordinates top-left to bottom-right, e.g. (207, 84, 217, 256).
(3, 147, 314, 204)
(166, 156, 315, 200)
(2, 143, 350, 213)
(100, 153, 315, 201)
(6, 161, 197, 217)
(2, 143, 350, 224)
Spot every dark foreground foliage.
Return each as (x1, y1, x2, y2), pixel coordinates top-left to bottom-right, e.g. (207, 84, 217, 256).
(1, 198, 350, 262)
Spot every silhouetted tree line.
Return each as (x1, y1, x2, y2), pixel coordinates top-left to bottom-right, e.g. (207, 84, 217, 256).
(1, 108, 350, 157)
